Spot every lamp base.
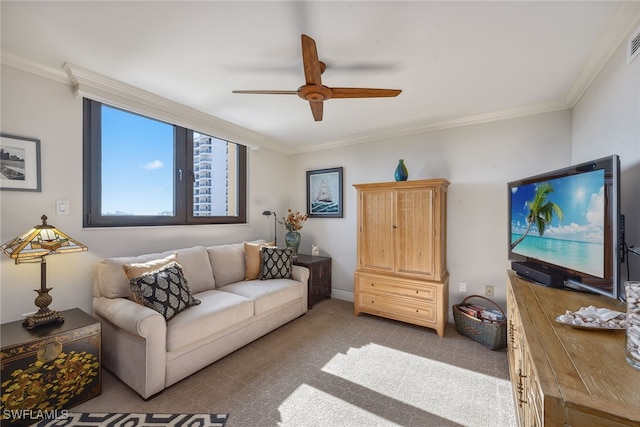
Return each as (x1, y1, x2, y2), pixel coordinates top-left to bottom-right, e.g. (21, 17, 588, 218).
(23, 287, 65, 330)
(23, 308, 65, 330)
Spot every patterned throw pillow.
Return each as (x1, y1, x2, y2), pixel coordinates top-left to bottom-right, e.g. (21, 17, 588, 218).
(128, 261, 201, 321)
(259, 246, 293, 280)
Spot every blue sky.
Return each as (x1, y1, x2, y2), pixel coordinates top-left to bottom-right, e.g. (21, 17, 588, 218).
(101, 105, 174, 215)
(510, 169, 605, 243)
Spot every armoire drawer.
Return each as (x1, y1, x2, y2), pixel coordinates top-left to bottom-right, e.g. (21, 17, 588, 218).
(357, 292, 437, 323)
(356, 275, 438, 303)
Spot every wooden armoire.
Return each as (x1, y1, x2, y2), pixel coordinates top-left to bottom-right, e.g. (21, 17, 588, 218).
(353, 179, 449, 337)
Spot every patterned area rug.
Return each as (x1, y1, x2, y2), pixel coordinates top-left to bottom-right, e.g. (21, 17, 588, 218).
(33, 412, 228, 426)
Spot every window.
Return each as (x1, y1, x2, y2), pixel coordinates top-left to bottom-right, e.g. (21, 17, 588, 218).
(83, 99, 246, 227)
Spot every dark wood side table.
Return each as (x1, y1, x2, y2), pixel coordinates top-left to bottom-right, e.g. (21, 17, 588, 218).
(1, 308, 101, 427)
(293, 254, 332, 308)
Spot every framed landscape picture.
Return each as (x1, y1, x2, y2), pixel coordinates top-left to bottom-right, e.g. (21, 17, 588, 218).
(0, 133, 41, 192)
(306, 167, 343, 218)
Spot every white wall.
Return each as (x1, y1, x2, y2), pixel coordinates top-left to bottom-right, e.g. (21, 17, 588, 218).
(0, 65, 292, 322)
(572, 34, 640, 283)
(289, 111, 572, 308)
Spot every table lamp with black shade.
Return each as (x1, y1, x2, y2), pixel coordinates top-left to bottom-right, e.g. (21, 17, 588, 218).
(1, 214, 88, 329)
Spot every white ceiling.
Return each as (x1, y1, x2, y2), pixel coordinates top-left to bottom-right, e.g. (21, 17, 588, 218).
(2, 1, 639, 153)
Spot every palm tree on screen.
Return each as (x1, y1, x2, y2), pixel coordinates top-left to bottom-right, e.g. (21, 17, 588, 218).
(511, 182, 563, 250)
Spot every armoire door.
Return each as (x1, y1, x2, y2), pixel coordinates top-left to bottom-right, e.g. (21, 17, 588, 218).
(395, 187, 436, 278)
(358, 189, 394, 272)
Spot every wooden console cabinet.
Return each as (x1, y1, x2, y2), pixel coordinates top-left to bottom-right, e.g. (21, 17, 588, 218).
(506, 271, 640, 426)
(353, 179, 449, 337)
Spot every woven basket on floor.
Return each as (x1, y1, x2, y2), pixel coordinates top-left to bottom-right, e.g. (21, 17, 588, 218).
(453, 295, 507, 351)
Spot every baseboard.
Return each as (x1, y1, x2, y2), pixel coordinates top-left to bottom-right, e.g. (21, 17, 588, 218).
(331, 289, 354, 302)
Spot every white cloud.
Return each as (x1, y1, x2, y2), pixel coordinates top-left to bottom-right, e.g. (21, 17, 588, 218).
(142, 160, 164, 170)
(585, 186, 604, 227)
(545, 221, 603, 244)
(546, 222, 586, 236)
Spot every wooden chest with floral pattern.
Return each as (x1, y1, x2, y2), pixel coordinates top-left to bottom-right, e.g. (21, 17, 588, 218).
(1, 309, 101, 426)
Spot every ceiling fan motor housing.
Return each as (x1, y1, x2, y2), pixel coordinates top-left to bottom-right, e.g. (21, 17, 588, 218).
(298, 85, 333, 101)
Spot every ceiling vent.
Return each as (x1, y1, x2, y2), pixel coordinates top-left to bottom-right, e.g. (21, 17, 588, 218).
(628, 26, 640, 65)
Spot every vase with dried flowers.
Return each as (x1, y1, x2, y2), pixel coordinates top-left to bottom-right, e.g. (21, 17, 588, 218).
(277, 209, 308, 257)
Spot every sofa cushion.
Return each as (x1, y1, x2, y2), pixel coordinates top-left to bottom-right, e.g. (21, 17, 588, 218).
(128, 261, 201, 321)
(219, 278, 303, 315)
(173, 246, 215, 293)
(95, 246, 214, 299)
(166, 289, 254, 351)
(97, 253, 176, 299)
(123, 253, 177, 280)
(259, 247, 293, 280)
(207, 243, 246, 287)
(244, 241, 274, 280)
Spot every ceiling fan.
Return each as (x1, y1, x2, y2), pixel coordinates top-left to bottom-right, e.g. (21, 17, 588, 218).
(232, 34, 402, 122)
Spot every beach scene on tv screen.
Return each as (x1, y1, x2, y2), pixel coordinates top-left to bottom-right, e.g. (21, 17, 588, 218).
(510, 169, 605, 278)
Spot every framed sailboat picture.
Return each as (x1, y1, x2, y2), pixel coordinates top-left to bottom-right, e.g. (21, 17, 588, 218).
(306, 167, 343, 218)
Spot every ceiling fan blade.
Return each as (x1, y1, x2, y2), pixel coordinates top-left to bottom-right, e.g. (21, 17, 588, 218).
(232, 90, 298, 95)
(301, 34, 323, 86)
(330, 88, 402, 98)
(309, 101, 323, 121)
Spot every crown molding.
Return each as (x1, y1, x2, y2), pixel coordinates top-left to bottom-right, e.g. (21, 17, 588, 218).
(63, 63, 269, 150)
(1, 54, 297, 153)
(288, 100, 571, 154)
(563, 2, 640, 107)
(1, 52, 68, 84)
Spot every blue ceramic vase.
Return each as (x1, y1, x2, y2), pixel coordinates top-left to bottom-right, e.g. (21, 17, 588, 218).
(394, 159, 408, 181)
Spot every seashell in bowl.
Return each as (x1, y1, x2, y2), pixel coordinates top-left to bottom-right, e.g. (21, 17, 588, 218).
(556, 305, 626, 329)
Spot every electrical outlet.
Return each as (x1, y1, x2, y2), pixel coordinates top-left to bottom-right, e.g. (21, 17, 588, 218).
(485, 285, 495, 297)
(459, 282, 467, 292)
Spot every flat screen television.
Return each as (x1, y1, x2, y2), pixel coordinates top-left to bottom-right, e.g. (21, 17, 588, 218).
(508, 155, 622, 300)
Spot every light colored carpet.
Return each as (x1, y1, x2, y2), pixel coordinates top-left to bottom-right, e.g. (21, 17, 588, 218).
(74, 299, 517, 427)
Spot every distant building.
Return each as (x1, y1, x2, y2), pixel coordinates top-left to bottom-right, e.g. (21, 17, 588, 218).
(193, 133, 230, 216)
(0, 148, 23, 162)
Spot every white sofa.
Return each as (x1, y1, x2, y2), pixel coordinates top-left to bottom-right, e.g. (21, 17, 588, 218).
(92, 241, 309, 399)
